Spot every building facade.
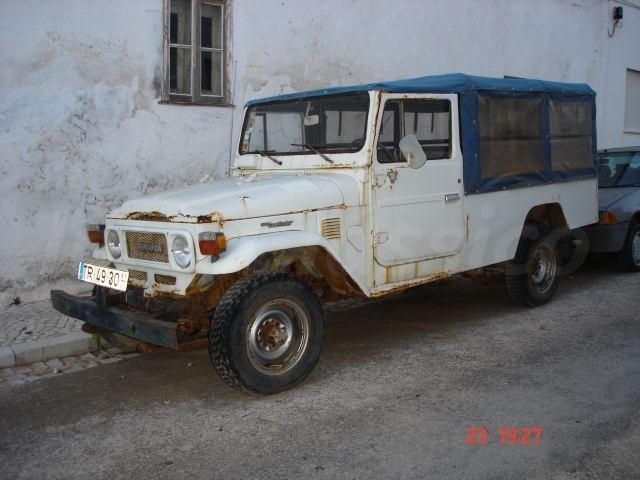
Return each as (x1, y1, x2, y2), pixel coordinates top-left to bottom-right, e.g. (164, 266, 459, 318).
(0, 0, 638, 303)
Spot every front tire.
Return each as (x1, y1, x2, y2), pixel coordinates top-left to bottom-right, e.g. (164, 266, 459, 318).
(618, 223, 640, 272)
(209, 272, 325, 394)
(506, 227, 559, 307)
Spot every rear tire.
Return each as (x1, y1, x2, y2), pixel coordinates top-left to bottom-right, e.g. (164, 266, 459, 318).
(617, 223, 640, 272)
(209, 272, 324, 394)
(506, 227, 559, 307)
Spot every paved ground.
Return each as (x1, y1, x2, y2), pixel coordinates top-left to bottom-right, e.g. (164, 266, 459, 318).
(0, 297, 99, 368)
(0, 295, 125, 389)
(0, 257, 638, 479)
(0, 300, 84, 348)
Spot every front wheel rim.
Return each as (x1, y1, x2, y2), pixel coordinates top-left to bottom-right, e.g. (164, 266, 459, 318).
(529, 243, 557, 295)
(631, 230, 640, 266)
(246, 298, 310, 375)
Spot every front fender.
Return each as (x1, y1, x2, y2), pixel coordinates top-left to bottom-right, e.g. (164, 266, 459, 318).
(196, 231, 334, 274)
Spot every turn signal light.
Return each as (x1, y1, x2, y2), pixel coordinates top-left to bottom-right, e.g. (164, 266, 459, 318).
(600, 211, 619, 225)
(87, 224, 105, 245)
(198, 232, 227, 259)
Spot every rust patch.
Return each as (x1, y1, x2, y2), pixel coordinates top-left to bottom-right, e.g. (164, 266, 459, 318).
(137, 338, 209, 354)
(176, 318, 204, 337)
(463, 267, 504, 285)
(367, 91, 384, 166)
(197, 214, 220, 223)
(371, 270, 453, 298)
(248, 247, 363, 301)
(124, 211, 222, 224)
(310, 247, 363, 299)
(125, 211, 174, 221)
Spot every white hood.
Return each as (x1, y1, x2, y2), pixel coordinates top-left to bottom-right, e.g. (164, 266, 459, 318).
(107, 174, 355, 222)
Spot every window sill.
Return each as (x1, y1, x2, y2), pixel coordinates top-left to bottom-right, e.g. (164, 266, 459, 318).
(158, 99, 236, 108)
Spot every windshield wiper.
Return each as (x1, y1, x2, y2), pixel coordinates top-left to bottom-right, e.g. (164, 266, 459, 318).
(291, 143, 334, 164)
(249, 149, 282, 166)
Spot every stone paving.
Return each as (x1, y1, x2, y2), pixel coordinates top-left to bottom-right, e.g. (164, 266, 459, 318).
(0, 300, 85, 348)
(0, 298, 133, 390)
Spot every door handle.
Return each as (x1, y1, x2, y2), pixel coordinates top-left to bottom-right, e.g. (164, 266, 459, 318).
(444, 193, 460, 203)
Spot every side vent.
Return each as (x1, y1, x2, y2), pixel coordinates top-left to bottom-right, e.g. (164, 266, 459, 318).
(321, 218, 341, 240)
(128, 270, 148, 283)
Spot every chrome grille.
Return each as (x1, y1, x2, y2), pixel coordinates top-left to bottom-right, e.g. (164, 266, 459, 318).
(321, 218, 341, 240)
(126, 232, 169, 263)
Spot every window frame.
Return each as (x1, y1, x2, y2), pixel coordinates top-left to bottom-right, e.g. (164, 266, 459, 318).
(239, 92, 371, 155)
(376, 97, 453, 164)
(161, 0, 231, 106)
(625, 68, 640, 134)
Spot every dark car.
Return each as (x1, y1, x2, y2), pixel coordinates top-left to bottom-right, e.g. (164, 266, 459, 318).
(585, 147, 640, 271)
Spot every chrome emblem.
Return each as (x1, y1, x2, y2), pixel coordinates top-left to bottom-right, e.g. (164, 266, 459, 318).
(138, 243, 163, 254)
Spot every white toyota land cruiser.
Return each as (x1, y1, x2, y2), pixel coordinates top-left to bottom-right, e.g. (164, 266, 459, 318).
(52, 73, 598, 394)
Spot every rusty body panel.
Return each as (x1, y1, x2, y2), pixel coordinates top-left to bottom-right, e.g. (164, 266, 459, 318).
(369, 271, 453, 298)
(124, 210, 221, 224)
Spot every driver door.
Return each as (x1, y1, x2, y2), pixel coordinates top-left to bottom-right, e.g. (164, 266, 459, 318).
(372, 93, 464, 266)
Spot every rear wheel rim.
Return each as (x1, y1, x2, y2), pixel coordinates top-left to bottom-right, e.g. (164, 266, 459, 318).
(246, 298, 310, 375)
(529, 243, 557, 295)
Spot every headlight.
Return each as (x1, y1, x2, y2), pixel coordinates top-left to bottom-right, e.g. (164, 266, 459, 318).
(106, 230, 121, 259)
(172, 235, 191, 268)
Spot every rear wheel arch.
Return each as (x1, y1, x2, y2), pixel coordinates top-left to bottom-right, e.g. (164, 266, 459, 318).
(522, 203, 589, 273)
(523, 203, 569, 233)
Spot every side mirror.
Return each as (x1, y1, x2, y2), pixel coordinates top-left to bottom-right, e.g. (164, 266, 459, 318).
(399, 135, 427, 169)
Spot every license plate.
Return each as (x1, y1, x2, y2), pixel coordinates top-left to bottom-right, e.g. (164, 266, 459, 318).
(77, 262, 129, 292)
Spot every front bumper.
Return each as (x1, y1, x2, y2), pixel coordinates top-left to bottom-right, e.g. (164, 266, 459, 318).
(584, 222, 628, 253)
(51, 290, 179, 348)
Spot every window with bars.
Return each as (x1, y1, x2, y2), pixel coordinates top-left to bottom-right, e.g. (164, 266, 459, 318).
(163, 0, 227, 104)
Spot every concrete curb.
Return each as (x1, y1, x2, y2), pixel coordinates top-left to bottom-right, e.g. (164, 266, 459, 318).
(1, 332, 98, 368)
(0, 346, 14, 368)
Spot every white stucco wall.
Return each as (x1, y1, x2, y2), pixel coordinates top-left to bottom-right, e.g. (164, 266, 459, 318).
(600, 1, 640, 148)
(0, 1, 233, 302)
(0, 0, 632, 303)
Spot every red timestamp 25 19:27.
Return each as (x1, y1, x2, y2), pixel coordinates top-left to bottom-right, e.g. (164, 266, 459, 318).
(466, 427, 542, 446)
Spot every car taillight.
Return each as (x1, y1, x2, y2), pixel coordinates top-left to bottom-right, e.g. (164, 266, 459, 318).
(198, 232, 227, 260)
(87, 224, 105, 245)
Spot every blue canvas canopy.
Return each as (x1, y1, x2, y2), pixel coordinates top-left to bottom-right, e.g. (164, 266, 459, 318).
(246, 73, 597, 194)
(245, 73, 595, 105)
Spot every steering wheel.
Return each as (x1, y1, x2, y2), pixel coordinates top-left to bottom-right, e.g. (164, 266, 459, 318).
(376, 145, 395, 163)
(348, 137, 365, 150)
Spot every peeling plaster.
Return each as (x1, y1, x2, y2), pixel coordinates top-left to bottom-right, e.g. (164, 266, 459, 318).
(0, 0, 231, 303)
(0, 0, 632, 303)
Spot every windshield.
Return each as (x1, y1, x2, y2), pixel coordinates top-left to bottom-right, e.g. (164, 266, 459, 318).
(597, 151, 640, 187)
(239, 92, 370, 156)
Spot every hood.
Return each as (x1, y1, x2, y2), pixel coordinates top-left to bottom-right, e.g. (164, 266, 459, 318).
(107, 174, 355, 222)
(598, 187, 637, 211)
